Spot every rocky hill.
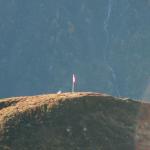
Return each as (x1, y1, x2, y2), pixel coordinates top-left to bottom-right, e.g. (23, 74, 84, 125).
(0, 92, 150, 150)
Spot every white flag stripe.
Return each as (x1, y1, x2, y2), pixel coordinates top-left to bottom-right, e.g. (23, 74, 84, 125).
(73, 74, 76, 83)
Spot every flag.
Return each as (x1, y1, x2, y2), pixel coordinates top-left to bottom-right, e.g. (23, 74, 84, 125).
(73, 74, 76, 83)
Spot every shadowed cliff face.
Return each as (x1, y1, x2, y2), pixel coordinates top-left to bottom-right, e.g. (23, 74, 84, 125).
(0, 92, 150, 150)
(0, 0, 150, 99)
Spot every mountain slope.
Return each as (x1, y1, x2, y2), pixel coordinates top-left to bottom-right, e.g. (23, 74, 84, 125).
(0, 92, 149, 150)
(1, 0, 150, 99)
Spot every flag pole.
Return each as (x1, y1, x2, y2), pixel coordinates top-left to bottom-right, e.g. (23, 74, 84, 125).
(72, 81, 74, 93)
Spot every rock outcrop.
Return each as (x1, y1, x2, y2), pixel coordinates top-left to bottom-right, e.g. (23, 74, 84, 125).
(0, 92, 149, 150)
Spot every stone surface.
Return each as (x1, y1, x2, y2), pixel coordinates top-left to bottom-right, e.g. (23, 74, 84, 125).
(0, 92, 150, 150)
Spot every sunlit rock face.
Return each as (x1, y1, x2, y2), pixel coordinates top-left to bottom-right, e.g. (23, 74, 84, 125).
(0, 0, 150, 99)
(0, 93, 144, 150)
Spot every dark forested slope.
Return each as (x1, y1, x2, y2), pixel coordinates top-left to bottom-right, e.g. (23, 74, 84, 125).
(0, 0, 150, 99)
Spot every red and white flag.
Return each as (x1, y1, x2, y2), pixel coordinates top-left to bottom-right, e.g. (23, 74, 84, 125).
(73, 74, 76, 83)
(72, 74, 76, 92)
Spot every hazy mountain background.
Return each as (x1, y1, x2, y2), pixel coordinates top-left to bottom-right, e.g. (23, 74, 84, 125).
(0, 0, 150, 99)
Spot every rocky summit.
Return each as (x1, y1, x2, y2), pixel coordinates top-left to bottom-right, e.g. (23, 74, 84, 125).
(0, 92, 150, 150)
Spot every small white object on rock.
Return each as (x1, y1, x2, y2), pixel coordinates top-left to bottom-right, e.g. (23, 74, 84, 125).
(57, 90, 62, 94)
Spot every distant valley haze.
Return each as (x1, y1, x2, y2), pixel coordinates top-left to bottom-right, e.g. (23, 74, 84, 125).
(0, 0, 150, 100)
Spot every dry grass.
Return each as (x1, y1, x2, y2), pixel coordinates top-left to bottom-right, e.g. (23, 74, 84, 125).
(0, 92, 149, 150)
